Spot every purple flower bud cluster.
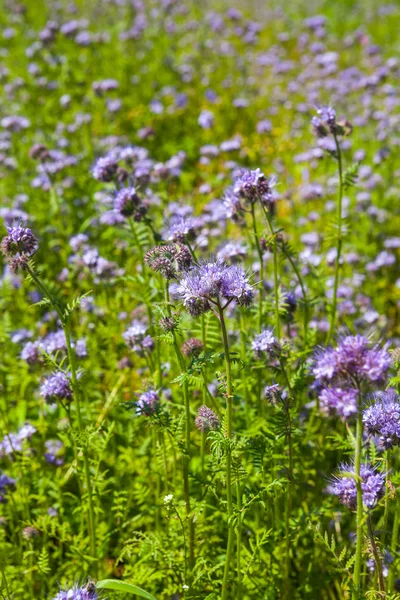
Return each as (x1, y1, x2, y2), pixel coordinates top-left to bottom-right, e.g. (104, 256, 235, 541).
(251, 329, 281, 358)
(311, 105, 352, 139)
(329, 463, 385, 509)
(177, 258, 253, 317)
(1, 225, 38, 271)
(233, 168, 276, 205)
(145, 243, 192, 279)
(122, 320, 154, 355)
(0, 472, 16, 503)
(136, 388, 160, 416)
(44, 439, 64, 466)
(195, 405, 220, 431)
(113, 186, 147, 221)
(52, 583, 97, 600)
(312, 335, 391, 419)
(40, 372, 73, 402)
(363, 389, 400, 449)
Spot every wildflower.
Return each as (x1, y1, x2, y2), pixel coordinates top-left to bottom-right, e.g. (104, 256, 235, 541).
(52, 582, 97, 600)
(233, 168, 276, 205)
(195, 405, 220, 431)
(21, 341, 39, 364)
(363, 389, 400, 449)
(0, 473, 15, 503)
(177, 259, 253, 317)
(44, 440, 64, 466)
(113, 186, 141, 217)
(181, 337, 204, 357)
(164, 493, 174, 505)
(252, 329, 281, 358)
(264, 383, 283, 404)
(329, 463, 385, 509)
(1, 225, 38, 271)
(40, 372, 73, 402)
(145, 244, 192, 279)
(22, 526, 39, 540)
(159, 316, 177, 332)
(318, 387, 358, 420)
(136, 388, 160, 415)
(91, 155, 118, 182)
(164, 215, 198, 243)
(312, 105, 352, 139)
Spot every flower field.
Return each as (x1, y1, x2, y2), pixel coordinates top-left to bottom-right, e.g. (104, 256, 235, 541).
(1, 1, 400, 598)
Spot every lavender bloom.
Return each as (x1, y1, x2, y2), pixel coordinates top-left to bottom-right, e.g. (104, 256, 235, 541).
(312, 335, 391, 385)
(75, 338, 88, 358)
(136, 388, 160, 415)
(198, 110, 215, 129)
(312, 105, 352, 139)
(233, 168, 276, 206)
(319, 387, 358, 420)
(40, 372, 73, 402)
(363, 389, 400, 449)
(177, 259, 253, 317)
(21, 341, 39, 364)
(330, 463, 385, 509)
(52, 583, 97, 600)
(123, 321, 153, 355)
(252, 329, 281, 358)
(92, 155, 118, 182)
(145, 244, 192, 279)
(1, 225, 38, 270)
(164, 216, 198, 243)
(0, 473, 15, 503)
(40, 330, 67, 354)
(44, 439, 64, 466)
(195, 405, 220, 431)
(113, 187, 141, 217)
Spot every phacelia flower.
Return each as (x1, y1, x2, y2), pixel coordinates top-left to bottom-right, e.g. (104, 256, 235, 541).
(363, 389, 400, 449)
(1, 225, 38, 270)
(113, 186, 141, 217)
(177, 258, 253, 317)
(92, 155, 118, 182)
(145, 244, 192, 279)
(181, 337, 204, 357)
(164, 216, 198, 243)
(264, 383, 283, 404)
(0, 473, 16, 503)
(122, 320, 154, 355)
(312, 105, 352, 139)
(233, 168, 276, 205)
(252, 329, 281, 358)
(312, 335, 391, 385)
(40, 372, 73, 402)
(318, 387, 358, 420)
(136, 388, 160, 416)
(44, 440, 64, 466)
(21, 341, 39, 364)
(329, 463, 385, 509)
(52, 582, 97, 600)
(195, 405, 220, 431)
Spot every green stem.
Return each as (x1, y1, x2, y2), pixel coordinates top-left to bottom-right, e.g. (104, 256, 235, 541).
(259, 203, 281, 339)
(165, 284, 194, 574)
(281, 247, 309, 346)
(250, 204, 264, 331)
(326, 133, 343, 345)
(389, 488, 400, 592)
(367, 515, 385, 594)
(218, 302, 234, 600)
(352, 405, 364, 600)
(236, 481, 242, 597)
(26, 266, 97, 565)
(383, 450, 390, 548)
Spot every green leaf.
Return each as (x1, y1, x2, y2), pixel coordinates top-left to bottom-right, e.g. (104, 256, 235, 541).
(96, 579, 157, 600)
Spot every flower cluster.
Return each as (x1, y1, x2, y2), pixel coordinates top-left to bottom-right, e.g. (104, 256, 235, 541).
(122, 320, 154, 355)
(145, 243, 192, 279)
(136, 388, 160, 416)
(312, 335, 391, 419)
(1, 225, 38, 270)
(0, 472, 16, 503)
(40, 372, 73, 403)
(233, 168, 276, 205)
(363, 389, 400, 449)
(113, 186, 147, 220)
(329, 463, 385, 509)
(252, 329, 281, 358)
(52, 583, 97, 600)
(177, 258, 253, 316)
(195, 405, 220, 432)
(311, 105, 352, 139)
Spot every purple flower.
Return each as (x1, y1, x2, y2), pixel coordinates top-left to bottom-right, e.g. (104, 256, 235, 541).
(145, 244, 192, 279)
(233, 168, 276, 205)
(252, 329, 281, 357)
(312, 335, 391, 385)
(113, 187, 141, 217)
(198, 110, 215, 129)
(195, 406, 220, 431)
(177, 258, 253, 317)
(1, 225, 38, 270)
(52, 583, 97, 600)
(0, 472, 15, 503)
(363, 389, 400, 449)
(136, 388, 160, 415)
(92, 155, 118, 182)
(329, 463, 385, 509)
(44, 439, 64, 466)
(164, 216, 198, 243)
(319, 387, 358, 420)
(40, 372, 73, 402)
(21, 341, 39, 364)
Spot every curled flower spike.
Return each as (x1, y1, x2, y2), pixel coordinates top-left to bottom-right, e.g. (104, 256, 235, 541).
(195, 405, 220, 432)
(40, 372, 73, 403)
(312, 105, 353, 139)
(145, 243, 192, 279)
(1, 225, 38, 271)
(52, 582, 98, 600)
(252, 329, 281, 358)
(233, 168, 276, 205)
(136, 387, 160, 416)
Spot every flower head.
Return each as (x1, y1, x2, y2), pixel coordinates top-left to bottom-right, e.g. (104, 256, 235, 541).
(329, 463, 385, 509)
(195, 405, 220, 432)
(233, 168, 275, 205)
(136, 387, 160, 416)
(363, 389, 400, 449)
(145, 244, 192, 279)
(52, 582, 97, 600)
(0, 472, 16, 503)
(318, 387, 358, 420)
(1, 225, 38, 270)
(40, 372, 73, 402)
(252, 329, 281, 358)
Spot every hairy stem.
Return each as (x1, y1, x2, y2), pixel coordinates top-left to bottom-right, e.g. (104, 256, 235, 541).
(352, 405, 364, 600)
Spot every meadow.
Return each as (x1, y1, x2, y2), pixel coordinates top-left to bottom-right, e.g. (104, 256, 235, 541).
(0, 0, 400, 598)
